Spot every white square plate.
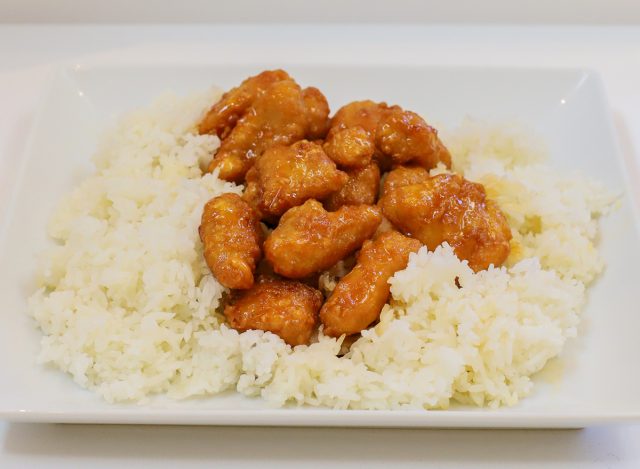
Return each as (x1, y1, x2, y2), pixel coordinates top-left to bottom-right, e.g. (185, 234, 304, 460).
(1, 65, 639, 428)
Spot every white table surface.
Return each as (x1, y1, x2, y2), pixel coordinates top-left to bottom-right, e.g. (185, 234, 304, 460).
(0, 24, 639, 468)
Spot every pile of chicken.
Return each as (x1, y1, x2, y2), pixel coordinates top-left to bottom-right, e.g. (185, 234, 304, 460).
(198, 70, 512, 347)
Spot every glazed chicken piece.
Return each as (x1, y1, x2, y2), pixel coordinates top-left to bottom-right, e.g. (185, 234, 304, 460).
(375, 107, 451, 170)
(326, 100, 391, 169)
(329, 100, 390, 135)
(199, 193, 263, 289)
(381, 165, 430, 195)
(323, 126, 375, 168)
(320, 231, 421, 337)
(243, 140, 348, 219)
(324, 162, 380, 211)
(264, 200, 382, 279)
(302, 87, 331, 140)
(200, 72, 331, 183)
(379, 173, 512, 272)
(224, 276, 323, 346)
(198, 69, 290, 137)
(206, 79, 310, 182)
(326, 100, 451, 172)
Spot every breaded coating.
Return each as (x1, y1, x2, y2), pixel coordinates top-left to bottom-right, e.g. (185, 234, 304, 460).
(264, 200, 382, 279)
(200, 71, 332, 183)
(302, 87, 331, 140)
(243, 140, 348, 219)
(207, 79, 310, 182)
(327, 100, 392, 172)
(224, 276, 323, 346)
(198, 69, 290, 137)
(241, 166, 277, 225)
(323, 126, 375, 168)
(375, 107, 451, 170)
(320, 231, 421, 337)
(324, 162, 380, 211)
(199, 193, 263, 289)
(327, 101, 451, 173)
(381, 165, 430, 196)
(379, 173, 512, 272)
(329, 100, 390, 135)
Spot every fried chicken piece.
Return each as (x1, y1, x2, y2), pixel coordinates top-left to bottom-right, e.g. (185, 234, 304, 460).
(320, 231, 421, 337)
(381, 165, 430, 196)
(379, 173, 512, 272)
(375, 107, 451, 170)
(324, 162, 380, 211)
(302, 87, 331, 140)
(329, 100, 390, 135)
(323, 126, 375, 168)
(207, 79, 310, 182)
(241, 167, 265, 220)
(328, 100, 394, 172)
(264, 200, 382, 279)
(198, 69, 290, 137)
(224, 276, 323, 346)
(199, 193, 263, 289)
(327, 101, 451, 172)
(243, 140, 348, 219)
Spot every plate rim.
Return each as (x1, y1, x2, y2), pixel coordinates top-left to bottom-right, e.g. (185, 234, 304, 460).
(2, 63, 639, 427)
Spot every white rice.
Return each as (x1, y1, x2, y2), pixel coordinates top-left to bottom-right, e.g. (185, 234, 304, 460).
(28, 92, 614, 408)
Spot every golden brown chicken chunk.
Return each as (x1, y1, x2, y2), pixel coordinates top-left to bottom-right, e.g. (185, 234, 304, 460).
(324, 162, 380, 211)
(302, 87, 331, 140)
(379, 173, 512, 271)
(320, 231, 421, 337)
(327, 100, 451, 173)
(381, 165, 430, 195)
(200, 71, 331, 183)
(264, 200, 382, 279)
(329, 100, 390, 135)
(224, 276, 323, 346)
(243, 140, 348, 219)
(323, 126, 375, 168)
(375, 107, 451, 170)
(207, 79, 310, 182)
(327, 100, 393, 172)
(199, 193, 263, 289)
(198, 69, 290, 137)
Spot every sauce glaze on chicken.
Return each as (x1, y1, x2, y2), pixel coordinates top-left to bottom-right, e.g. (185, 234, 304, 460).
(198, 70, 511, 346)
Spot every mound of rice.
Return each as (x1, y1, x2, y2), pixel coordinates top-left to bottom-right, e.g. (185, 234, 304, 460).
(28, 92, 614, 408)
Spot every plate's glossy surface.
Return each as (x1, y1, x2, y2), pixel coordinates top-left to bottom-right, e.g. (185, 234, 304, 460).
(0, 65, 638, 428)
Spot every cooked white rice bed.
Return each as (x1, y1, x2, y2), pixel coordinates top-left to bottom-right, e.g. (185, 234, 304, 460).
(28, 91, 613, 407)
